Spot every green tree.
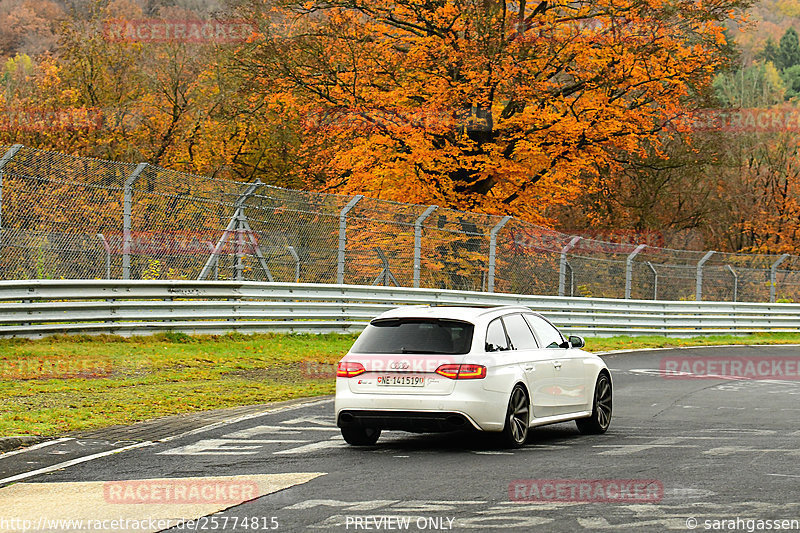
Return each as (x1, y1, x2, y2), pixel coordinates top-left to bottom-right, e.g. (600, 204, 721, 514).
(777, 27, 800, 71)
(783, 64, 800, 100)
(761, 38, 779, 65)
(712, 62, 785, 108)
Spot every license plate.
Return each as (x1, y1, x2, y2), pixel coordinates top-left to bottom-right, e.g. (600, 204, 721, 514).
(377, 375, 425, 387)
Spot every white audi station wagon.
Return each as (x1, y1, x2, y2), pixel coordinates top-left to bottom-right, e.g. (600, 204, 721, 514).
(334, 305, 612, 448)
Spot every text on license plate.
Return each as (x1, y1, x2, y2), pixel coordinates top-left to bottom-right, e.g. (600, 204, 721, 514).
(377, 375, 425, 387)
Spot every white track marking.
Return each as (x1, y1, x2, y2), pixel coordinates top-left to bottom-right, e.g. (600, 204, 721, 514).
(0, 438, 73, 459)
(159, 439, 308, 456)
(0, 442, 152, 486)
(225, 425, 338, 438)
(273, 436, 348, 455)
(158, 398, 333, 443)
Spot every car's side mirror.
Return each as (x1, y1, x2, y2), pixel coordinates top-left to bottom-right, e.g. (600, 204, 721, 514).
(568, 335, 585, 349)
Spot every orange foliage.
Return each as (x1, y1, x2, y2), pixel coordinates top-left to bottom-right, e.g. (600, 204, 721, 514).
(241, 0, 746, 223)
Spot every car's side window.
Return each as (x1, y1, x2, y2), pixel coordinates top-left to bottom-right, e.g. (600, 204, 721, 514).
(503, 313, 539, 350)
(485, 318, 511, 352)
(524, 314, 564, 349)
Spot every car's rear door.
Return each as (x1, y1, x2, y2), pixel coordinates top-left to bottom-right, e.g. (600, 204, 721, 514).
(524, 313, 589, 415)
(501, 313, 556, 419)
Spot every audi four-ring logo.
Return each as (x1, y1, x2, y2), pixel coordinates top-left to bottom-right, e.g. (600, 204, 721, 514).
(389, 361, 410, 370)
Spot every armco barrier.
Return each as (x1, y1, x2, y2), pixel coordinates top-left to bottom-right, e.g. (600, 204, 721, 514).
(1, 280, 799, 338)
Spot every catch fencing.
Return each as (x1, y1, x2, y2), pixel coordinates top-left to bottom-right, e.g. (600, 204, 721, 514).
(2, 280, 799, 338)
(1, 144, 800, 303)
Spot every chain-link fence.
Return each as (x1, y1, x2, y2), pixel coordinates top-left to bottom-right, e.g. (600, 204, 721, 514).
(2, 144, 800, 302)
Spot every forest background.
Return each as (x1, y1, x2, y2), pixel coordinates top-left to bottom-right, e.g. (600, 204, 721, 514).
(3, 0, 800, 254)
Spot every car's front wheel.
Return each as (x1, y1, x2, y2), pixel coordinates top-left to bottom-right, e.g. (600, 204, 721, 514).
(341, 427, 381, 446)
(576, 372, 612, 434)
(499, 384, 529, 448)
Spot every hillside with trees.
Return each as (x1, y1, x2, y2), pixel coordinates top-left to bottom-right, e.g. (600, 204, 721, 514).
(3, 0, 800, 254)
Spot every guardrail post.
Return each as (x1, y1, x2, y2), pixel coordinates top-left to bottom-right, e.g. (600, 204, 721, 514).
(0, 144, 23, 277)
(288, 246, 300, 283)
(695, 250, 715, 301)
(770, 253, 790, 303)
(337, 195, 363, 285)
(123, 163, 148, 280)
(413, 205, 437, 288)
(625, 244, 647, 299)
(726, 265, 738, 302)
(97, 233, 111, 279)
(559, 236, 582, 297)
(646, 261, 658, 300)
(488, 216, 512, 293)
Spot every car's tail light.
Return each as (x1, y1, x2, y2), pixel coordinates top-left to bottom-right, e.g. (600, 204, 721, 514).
(456, 364, 487, 379)
(435, 364, 460, 379)
(435, 364, 487, 380)
(337, 362, 366, 378)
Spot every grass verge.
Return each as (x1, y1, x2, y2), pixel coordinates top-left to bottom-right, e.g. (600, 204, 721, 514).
(1, 331, 799, 436)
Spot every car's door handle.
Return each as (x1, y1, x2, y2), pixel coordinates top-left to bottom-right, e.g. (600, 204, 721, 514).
(553, 361, 562, 369)
(523, 366, 534, 371)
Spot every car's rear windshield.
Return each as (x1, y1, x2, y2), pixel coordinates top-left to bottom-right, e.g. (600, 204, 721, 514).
(350, 319, 474, 355)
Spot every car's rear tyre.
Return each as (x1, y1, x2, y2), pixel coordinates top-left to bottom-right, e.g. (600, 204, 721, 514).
(576, 372, 612, 435)
(499, 384, 529, 448)
(341, 427, 381, 446)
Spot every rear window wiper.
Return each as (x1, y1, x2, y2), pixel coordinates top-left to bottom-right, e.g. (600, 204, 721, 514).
(400, 348, 452, 354)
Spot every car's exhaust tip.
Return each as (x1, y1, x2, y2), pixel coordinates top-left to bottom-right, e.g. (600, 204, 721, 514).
(446, 415, 467, 427)
(339, 412, 355, 425)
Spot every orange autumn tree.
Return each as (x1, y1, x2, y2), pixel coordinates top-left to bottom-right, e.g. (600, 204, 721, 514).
(238, 0, 747, 223)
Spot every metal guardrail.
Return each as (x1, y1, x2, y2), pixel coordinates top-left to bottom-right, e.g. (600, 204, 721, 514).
(1, 280, 799, 338)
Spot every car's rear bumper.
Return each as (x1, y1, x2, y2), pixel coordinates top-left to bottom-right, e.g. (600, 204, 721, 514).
(337, 410, 475, 432)
(334, 380, 507, 432)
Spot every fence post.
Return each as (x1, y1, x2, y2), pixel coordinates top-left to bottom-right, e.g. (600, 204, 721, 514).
(695, 250, 715, 301)
(0, 144, 23, 276)
(625, 244, 647, 299)
(123, 163, 148, 280)
(770, 253, 790, 303)
(413, 205, 437, 288)
(337, 195, 363, 285)
(726, 265, 738, 303)
(558, 236, 582, 297)
(646, 261, 658, 300)
(488, 216, 512, 293)
(97, 233, 111, 279)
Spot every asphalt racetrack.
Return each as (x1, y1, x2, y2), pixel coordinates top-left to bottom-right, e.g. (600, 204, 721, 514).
(1, 345, 799, 532)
